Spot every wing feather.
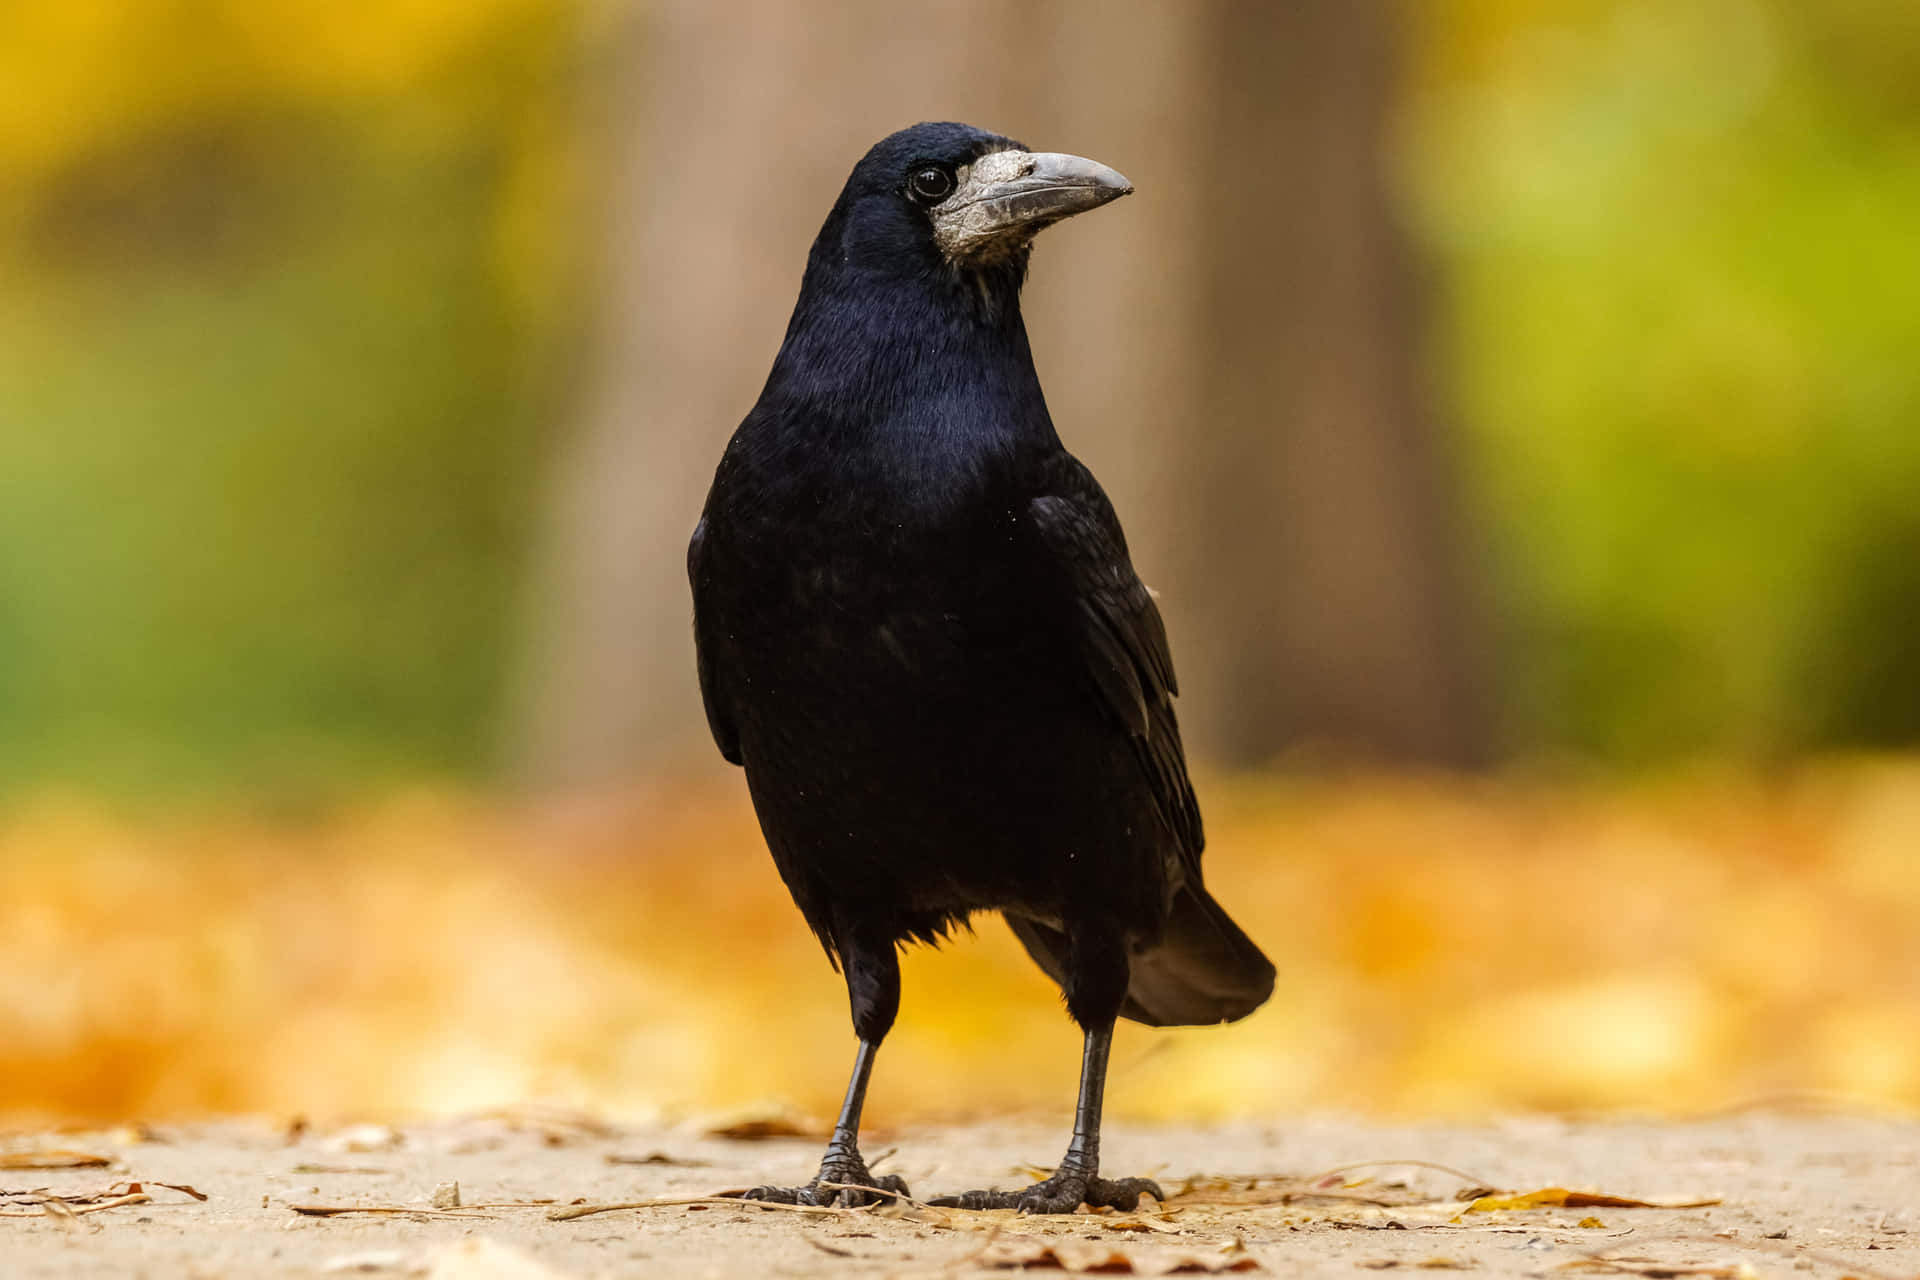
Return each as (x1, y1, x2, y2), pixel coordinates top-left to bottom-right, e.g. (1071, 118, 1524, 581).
(1028, 458, 1203, 867)
(688, 518, 743, 767)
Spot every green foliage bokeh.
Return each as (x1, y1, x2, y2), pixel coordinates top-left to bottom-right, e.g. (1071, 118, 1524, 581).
(1416, 0, 1920, 761)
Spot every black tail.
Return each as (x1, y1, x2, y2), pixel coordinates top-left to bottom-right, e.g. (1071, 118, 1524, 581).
(1007, 885, 1276, 1028)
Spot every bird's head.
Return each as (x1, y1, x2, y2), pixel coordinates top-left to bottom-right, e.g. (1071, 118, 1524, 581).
(818, 122, 1133, 283)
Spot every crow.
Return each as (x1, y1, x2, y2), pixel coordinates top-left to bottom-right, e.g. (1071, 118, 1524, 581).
(689, 121, 1274, 1213)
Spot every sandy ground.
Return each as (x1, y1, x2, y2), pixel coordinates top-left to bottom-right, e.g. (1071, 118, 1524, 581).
(3, 1111, 1916, 1278)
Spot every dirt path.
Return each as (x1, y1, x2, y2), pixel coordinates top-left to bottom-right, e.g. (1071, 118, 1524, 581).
(4, 1112, 1915, 1278)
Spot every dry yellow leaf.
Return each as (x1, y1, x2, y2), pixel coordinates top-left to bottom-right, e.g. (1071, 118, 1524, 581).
(0, 1150, 112, 1170)
(1465, 1187, 1720, 1213)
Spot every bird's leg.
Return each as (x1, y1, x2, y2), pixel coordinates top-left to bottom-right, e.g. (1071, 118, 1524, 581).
(742, 935, 910, 1208)
(932, 1021, 1160, 1213)
(934, 924, 1162, 1214)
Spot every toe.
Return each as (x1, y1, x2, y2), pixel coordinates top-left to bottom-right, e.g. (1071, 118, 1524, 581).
(1016, 1186, 1086, 1215)
(1086, 1176, 1164, 1210)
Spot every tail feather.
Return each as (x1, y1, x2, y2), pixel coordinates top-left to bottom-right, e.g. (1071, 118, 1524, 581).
(1007, 886, 1275, 1028)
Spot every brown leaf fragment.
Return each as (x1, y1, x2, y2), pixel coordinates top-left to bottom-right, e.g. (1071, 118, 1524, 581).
(981, 1239, 1136, 1272)
(288, 1203, 484, 1218)
(804, 1236, 856, 1258)
(705, 1114, 823, 1141)
(0, 1150, 113, 1170)
(604, 1151, 710, 1167)
(113, 1179, 208, 1203)
(155, 1180, 208, 1201)
(1102, 1214, 1183, 1234)
(980, 1237, 1262, 1273)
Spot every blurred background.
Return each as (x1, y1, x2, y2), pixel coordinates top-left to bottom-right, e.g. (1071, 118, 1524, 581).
(3, 0, 1917, 1127)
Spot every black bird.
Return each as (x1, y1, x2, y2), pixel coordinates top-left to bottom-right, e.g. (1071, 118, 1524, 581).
(689, 121, 1274, 1213)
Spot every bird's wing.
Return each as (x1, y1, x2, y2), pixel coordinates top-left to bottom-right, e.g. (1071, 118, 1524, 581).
(687, 517, 743, 767)
(1027, 455, 1204, 867)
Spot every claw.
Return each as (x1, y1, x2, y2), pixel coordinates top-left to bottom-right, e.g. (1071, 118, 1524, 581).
(931, 1172, 1163, 1215)
(740, 1162, 910, 1209)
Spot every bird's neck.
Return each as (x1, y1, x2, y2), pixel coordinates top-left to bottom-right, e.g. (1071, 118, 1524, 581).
(762, 267, 1061, 457)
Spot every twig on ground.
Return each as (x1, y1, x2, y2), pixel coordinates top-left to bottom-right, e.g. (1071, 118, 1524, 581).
(548, 1194, 867, 1221)
(0, 1191, 150, 1219)
(1303, 1159, 1499, 1193)
(287, 1204, 493, 1219)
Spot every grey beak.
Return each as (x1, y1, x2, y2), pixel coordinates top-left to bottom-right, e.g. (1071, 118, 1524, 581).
(932, 150, 1132, 262)
(969, 151, 1133, 228)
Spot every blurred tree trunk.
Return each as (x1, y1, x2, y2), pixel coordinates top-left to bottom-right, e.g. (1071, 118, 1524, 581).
(513, 0, 1489, 785)
(1167, 0, 1492, 768)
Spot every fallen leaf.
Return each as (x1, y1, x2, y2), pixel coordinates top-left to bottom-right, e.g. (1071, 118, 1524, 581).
(980, 1237, 1261, 1273)
(604, 1151, 710, 1167)
(1578, 1218, 1607, 1229)
(705, 1113, 823, 1141)
(1466, 1189, 1720, 1213)
(1102, 1214, 1184, 1234)
(0, 1150, 113, 1170)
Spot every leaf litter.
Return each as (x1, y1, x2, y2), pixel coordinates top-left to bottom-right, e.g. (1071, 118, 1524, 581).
(0, 1149, 114, 1170)
(977, 1235, 1261, 1273)
(0, 1115, 1801, 1280)
(0, 1178, 206, 1219)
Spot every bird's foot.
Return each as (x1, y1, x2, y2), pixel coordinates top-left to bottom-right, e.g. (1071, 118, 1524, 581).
(741, 1149, 910, 1208)
(932, 1169, 1163, 1215)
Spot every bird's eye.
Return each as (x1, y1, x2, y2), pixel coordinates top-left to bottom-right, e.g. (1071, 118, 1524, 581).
(908, 166, 955, 203)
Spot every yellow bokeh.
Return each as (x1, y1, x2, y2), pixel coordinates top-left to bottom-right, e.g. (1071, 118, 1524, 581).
(4, 762, 1917, 1128)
